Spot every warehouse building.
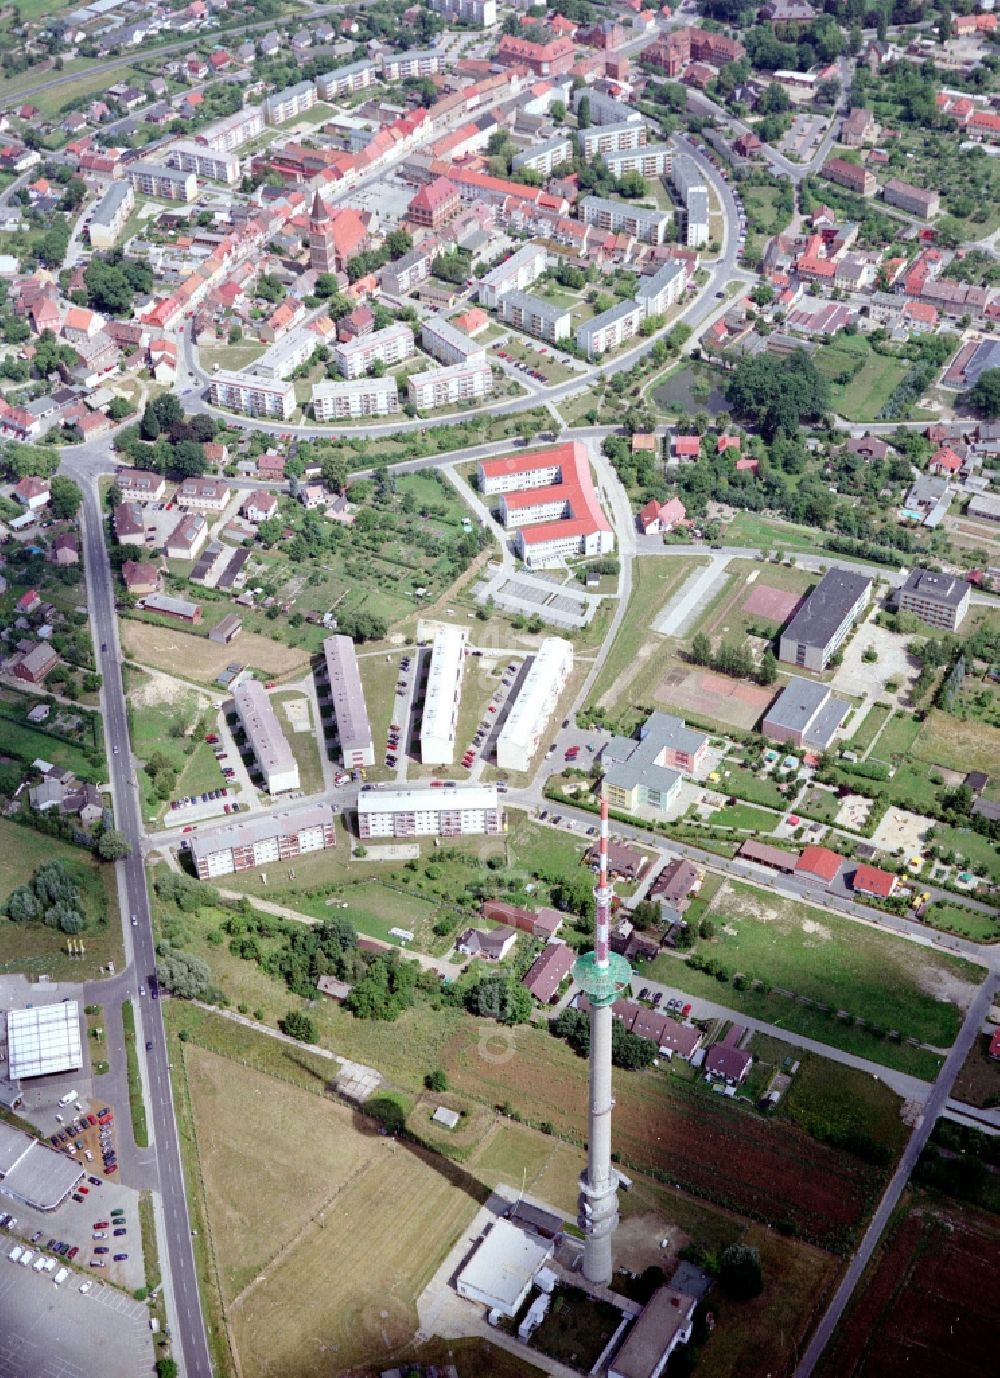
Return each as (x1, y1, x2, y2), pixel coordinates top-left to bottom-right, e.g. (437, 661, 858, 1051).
(233, 679, 300, 794)
(321, 634, 374, 768)
(778, 568, 872, 672)
(189, 805, 336, 880)
(495, 637, 573, 772)
(357, 782, 504, 838)
(0, 1121, 84, 1212)
(421, 624, 467, 765)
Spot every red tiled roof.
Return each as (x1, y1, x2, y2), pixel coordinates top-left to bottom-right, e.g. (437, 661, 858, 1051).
(796, 846, 843, 883)
(853, 864, 896, 899)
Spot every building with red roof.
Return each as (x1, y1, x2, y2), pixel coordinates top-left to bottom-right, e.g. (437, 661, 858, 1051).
(852, 864, 897, 900)
(497, 33, 576, 76)
(929, 445, 963, 476)
(672, 434, 701, 460)
(796, 846, 843, 884)
(478, 441, 613, 569)
(638, 496, 686, 534)
(408, 175, 460, 230)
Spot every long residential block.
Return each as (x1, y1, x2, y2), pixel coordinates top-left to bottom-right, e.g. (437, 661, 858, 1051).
(497, 290, 571, 342)
(407, 360, 493, 410)
(316, 60, 379, 100)
(197, 105, 265, 153)
(321, 634, 374, 767)
(511, 135, 573, 177)
(478, 243, 548, 309)
(89, 180, 134, 250)
(263, 79, 317, 125)
(190, 805, 335, 880)
(164, 139, 240, 185)
(603, 142, 673, 178)
(380, 49, 442, 81)
(421, 624, 467, 765)
(778, 568, 872, 671)
(576, 298, 644, 359)
(421, 316, 486, 366)
(208, 371, 295, 419)
(635, 260, 686, 318)
(357, 782, 503, 839)
(896, 567, 970, 631)
(579, 195, 671, 244)
(127, 161, 196, 201)
(495, 637, 573, 772)
(311, 376, 400, 420)
(333, 322, 414, 379)
(233, 678, 300, 795)
(579, 121, 649, 159)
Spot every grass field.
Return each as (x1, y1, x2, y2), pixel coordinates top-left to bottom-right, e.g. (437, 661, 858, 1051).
(121, 1000, 148, 1149)
(797, 787, 842, 825)
(913, 710, 1000, 778)
(710, 802, 778, 832)
(587, 555, 706, 712)
(121, 620, 311, 684)
(848, 703, 893, 753)
(0, 819, 121, 981)
(691, 559, 813, 645)
(873, 712, 921, 761)
(923, 901, 1000, 943)
(179, 1040, 479, 1377)
(815, 336, 909, 423)
(199, 342, 266, 372)
(270, 691, 325, 796)
(0, 703, 102, 782)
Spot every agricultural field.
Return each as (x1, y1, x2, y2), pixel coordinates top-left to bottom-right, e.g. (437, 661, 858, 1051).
(814, 336, 909, 424)
(951, 1029, 1000, 1109)
(816, 1196, 1000, 1378)
(0, 819, 121, 980)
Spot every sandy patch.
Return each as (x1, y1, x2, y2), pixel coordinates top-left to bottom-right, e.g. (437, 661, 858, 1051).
(131, 666, 213, 711)
(801, 919, 831, 941)
(280, 697, 312, 733)
(872, 806, 930, 854)
(834, 794, 873, 831)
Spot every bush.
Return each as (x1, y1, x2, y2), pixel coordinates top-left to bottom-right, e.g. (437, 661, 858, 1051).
(425, 1068, 448, 1092)
(279, 1010, 317, 1043)
(720, 1243, 763, 1300)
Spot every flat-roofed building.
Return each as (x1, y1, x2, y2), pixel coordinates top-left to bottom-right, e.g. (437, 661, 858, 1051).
(480, 440, 613, 567)
(0, 1120, 84, 1211)
(407, 360, 493, 410)
(478, 243, 547, 309)
(571, 86, 643, 127)
(380, 49, 442, 80)
(604, 142, 673, 178)
(89, 180, 134, 250)
(321, 634, 374, 768)
(609, 1285, 697, 1378)
(896, 567, 971, 631)
(778, 568, 872, 671)
(190, 804, 335, 879)
(498, 290, 571, 343)
(671, 155, 710, 247)
(580, 195, 671, 244)
(511, 135, 573, 177)
(334, 322, 414, 379)
(636, 260, 686, 318)
(263, 79, 317, 125)
(164, 139, 240, 184)
(456, 1219, 552, 1316)
(428, 0, 497, 24)
(127, 161, 196, 202)
(601, 711, 707, 815)
(576, 299, 644, 359)
(311, 376, 399, 420)
(197, 104, 265, 152)
(579, 121, 649, 159)
(357, 781, 503, 838)
(421, 623, 467, 765)
(316, 60, 379, 100)
(208, 370, 295, 419)
(233, 678, 300, 794)
(496, 637, 573, 772)
(761, 676, 851, 749)
(421, 316, 485, 366)
(6, 1002, 82, 1080)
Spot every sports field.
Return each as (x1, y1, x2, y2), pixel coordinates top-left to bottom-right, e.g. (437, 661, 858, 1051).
(653, 664, 774, 731)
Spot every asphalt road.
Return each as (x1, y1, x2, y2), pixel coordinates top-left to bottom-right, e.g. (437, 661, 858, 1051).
(73, 466, 213, 1378)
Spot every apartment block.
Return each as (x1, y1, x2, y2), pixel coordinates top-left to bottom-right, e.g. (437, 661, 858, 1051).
(127, 161, 196, 202)
(380, 49, 442, 81)
(209, 370, 295, 419)
(316, 60, 379, 100)
(498, 290, 571, 342)
(407, 360, 493, 410)
(578, 121, 649, 159)
(603, 142, 673, 178)
(89, 180, 134, 251)
(571, 87, 643, 127)
(896, 567, 970, 631)
(233, 678, 300, 795)
(164, 139, 240, 185)
(822, 157, 877, 197)
(683, 185, 710, 247)
(478, 242, 548, 309)
(190, 806, 335, 880)
(882, 178, 940, 220)
(576, 298, 644, 359)
(321, 634, 374, 768)
(778, 568, 872, 671)
(421, 316, 485, 366)
(579, 195, 671, 244)
(311, 376, 400, 420)
(263, 79, 317, 126)
(421, 624, 467, 765)
(357, 783, 503, 839)
(381, 243, 436, 296)
(511, 135, 573, 177)
(635, 260, 686, 318)
(197, 105, 265, 153)
(333, 322, 414, 379)
(428, 0, 497, 22)
(496, 638, 573, 772)
(254, 327, 316, 381)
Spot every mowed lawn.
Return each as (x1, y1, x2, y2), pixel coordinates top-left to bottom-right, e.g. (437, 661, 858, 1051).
(815, 336, 908, 423)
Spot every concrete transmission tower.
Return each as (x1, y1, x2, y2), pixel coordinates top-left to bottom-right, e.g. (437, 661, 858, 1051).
(573, 787, 632, 1285)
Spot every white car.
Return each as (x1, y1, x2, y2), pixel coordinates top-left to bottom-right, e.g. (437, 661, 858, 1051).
(19, 1250, 33, 1267)
(8, 1246, 22, 1263)
(79, 1280, 91, 1294)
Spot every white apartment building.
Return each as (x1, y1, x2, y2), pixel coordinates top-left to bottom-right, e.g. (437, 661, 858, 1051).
(407, 360, 493, 411)
(428, 0, 498, 25)
(635, 260, 686, 318)
(175, 478, 231, 513)
(421, 316, 485, 366)
(209, 371, 295, 419)
(579, 121, 649, 159)
(576, 299, 644, 359)
(380, 49, 442, 81)
(316, 60, 379, 100)
(233, 678, 300, 795)
(89, 180, 133, 251)
(190, 806, 335, 880)
(127, 161, 196, 202)
(497, 290, 571, 342)
(511, 135, 573, 177)
(321, 634, 374, 768)
(357, 783, 503, 839)
(312, 376, 400, 420)
(604, 142, 673, 178)
(579, 195, 671, 244)
(571, 87, 643, 127)
(254, 328, 316, 381)
(164, 139, 240, 185)
(334, 322, 414, 379)
(421, 623, 467, 766)
(495, 638, 573, 772)
(263, 79, 317, 126)
(198, 105, 265, 153)
(478, 243, 548, 309)
(672, 155, 710, 248)
(381, 244, 436, 296)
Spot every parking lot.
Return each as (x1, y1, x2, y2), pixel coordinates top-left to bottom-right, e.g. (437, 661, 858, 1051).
(0, 1253, 153, 1378)
(465, 654, 524, 778)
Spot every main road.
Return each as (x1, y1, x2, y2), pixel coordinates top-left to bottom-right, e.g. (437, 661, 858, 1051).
(72, 460, 214, 1378)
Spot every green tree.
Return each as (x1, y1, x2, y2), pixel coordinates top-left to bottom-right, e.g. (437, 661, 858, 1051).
(720, 1243, 763, 1300)
(967, 368, 1000, 418)
(49, 475, 82, 519)
(425, 1068, 448, 1092)
(690, 631, 712, 666)
(759, 649, 777, 685)
(96, 830, 131, 861)
(279, 1010, 317, 1043)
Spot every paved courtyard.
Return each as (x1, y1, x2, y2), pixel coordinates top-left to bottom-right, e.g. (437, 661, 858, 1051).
(832, 619, 919, 704)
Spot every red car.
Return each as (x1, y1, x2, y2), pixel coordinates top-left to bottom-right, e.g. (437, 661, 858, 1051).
(681, 1003, 692, 1017)
(79, 1186, 89, 1195)
(87, 1114, 96, 1126)
(68, 1247, 79, 1260)
(93, 1221, 109, 1230)
(204, 734, 219, 744)
(182, 825, 195, 833)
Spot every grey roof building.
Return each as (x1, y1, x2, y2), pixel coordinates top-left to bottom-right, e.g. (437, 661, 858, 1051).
(778, 568, 872, 672)
(601, 712, 707, 814)
(761, 676, 850, 749)
(321, 634, 374, 768)
(896, 568, 971, 632)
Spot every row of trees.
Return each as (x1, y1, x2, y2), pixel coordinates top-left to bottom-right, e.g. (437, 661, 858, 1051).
(690, 631, 778, 687)
(552, 1007, 658, 1070)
